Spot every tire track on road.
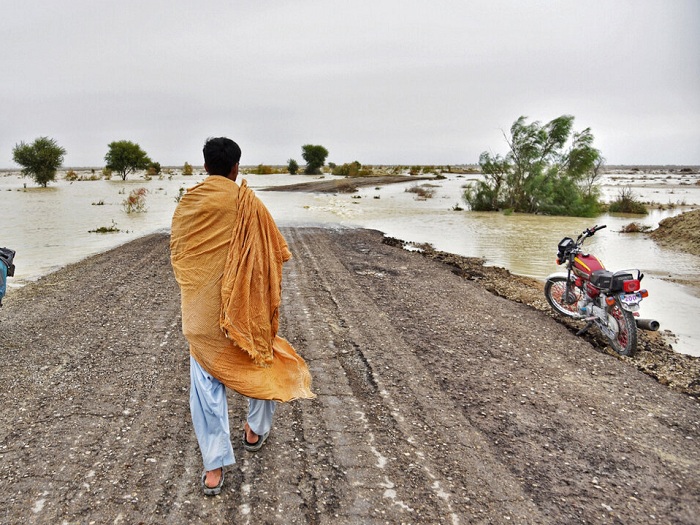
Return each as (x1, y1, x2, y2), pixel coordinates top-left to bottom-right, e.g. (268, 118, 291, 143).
(279, 228, 546, 524)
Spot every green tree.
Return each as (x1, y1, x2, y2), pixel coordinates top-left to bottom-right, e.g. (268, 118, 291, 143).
(104, 140, 151, 180)
(465, 115, 602, 217)
(12, 137, 66, 187)
(147, 161, 161, 176)
(287, 158, 299, 175)
(301, 144, 329, 175)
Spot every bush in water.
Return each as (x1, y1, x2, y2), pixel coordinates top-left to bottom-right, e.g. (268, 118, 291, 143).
(464, 115, 603, 217)
(122, 188, 148, 213)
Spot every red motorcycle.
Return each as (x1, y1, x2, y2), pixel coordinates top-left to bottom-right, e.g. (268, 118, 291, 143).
(544, 225, 658, 356)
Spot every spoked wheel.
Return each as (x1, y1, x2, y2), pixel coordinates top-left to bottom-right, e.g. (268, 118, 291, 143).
(607, 303, 637, 356)
(544, 276, 583, 318)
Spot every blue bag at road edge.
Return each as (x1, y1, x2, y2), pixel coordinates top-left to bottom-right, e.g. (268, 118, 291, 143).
(0, 247, 16, 306)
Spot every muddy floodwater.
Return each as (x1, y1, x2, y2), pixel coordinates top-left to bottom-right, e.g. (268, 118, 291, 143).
(1, 168, 699, 355)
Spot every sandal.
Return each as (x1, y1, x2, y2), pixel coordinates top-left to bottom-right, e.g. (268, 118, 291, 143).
(201, 469, 224, 496)
(243, 430, 270, 452)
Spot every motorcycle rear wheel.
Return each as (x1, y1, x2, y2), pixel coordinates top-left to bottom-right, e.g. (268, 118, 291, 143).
(607, 303, 637, 357)
(544, 276, 583, 319)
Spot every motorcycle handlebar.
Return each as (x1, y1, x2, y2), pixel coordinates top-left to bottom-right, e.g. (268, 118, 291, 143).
(576, 224, 607, 243)
(586, 224, 607, 236)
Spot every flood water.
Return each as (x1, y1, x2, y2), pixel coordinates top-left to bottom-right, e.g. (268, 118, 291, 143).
(1, 169, 699, 356)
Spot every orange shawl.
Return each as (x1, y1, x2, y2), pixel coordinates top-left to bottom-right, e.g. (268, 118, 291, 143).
(170, 176, 314, 402)
(220, 179, 291, 367)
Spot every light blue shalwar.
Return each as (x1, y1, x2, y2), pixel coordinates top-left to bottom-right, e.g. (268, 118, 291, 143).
(189, 355, 277, 471)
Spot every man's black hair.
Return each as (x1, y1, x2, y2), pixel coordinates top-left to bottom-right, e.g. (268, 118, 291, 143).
(202, 137, 242, 176)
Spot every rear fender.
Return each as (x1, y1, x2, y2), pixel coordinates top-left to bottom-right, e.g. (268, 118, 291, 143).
(545, 272, 572, 283)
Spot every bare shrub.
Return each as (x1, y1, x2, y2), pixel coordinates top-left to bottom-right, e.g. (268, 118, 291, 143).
(122, 188, 148, 213)
(406, 184, 436, 200)
(608, 186, 648, 214)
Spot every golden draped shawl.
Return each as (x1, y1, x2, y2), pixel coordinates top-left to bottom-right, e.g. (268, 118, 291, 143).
(170, 176, 314, 402)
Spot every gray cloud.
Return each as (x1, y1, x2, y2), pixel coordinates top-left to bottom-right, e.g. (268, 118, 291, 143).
(1, 0, 698, 168)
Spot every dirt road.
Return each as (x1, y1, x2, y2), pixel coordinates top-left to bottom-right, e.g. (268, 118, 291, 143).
(0, 228, 698, 524)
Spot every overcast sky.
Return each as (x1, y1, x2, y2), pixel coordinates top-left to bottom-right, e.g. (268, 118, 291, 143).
(1, 0, 698, 168)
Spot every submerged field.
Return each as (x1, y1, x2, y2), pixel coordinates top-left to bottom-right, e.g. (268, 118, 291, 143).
(1, 166, 699, 354)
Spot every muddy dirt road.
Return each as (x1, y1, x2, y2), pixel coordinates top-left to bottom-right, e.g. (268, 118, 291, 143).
(0, 228, 698, 524)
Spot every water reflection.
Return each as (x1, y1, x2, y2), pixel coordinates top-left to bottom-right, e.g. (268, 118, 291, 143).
(1, 170, 698, 355)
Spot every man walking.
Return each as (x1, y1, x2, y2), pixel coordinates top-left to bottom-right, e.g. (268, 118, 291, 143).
(170, 137, 314, 495)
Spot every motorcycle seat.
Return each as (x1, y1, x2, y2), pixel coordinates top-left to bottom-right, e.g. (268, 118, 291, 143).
(590, 269, 613, 290)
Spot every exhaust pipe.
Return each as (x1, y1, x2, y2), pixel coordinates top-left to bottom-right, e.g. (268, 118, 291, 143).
(636, 318, 660, 331)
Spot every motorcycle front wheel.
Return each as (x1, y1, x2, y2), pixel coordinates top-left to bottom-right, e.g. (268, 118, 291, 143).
(544, 276, 583, 319)
(607, 303, 637, 357)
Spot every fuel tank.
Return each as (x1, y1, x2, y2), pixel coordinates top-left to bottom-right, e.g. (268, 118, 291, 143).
(572, 253, 605, 279)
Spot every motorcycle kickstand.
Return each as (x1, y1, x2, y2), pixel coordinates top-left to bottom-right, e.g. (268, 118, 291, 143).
(576, 321, 594, 336)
